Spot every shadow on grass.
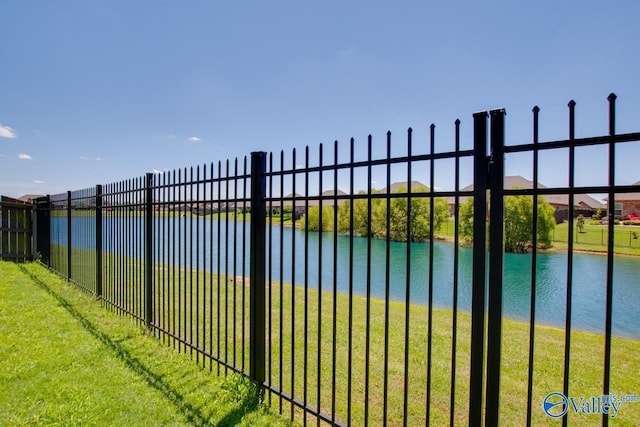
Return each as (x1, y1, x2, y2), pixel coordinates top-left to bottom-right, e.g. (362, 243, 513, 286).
(19, 265, 261, 427)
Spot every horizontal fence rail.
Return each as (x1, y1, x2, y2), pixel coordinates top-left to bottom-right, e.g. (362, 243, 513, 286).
(32, 93, 640, 426)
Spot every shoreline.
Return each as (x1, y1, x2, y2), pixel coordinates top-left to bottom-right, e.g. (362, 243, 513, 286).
(254, 276, 640, 342)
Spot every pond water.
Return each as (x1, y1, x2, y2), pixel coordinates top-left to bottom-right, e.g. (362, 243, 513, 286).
(54, 216, 640, 339)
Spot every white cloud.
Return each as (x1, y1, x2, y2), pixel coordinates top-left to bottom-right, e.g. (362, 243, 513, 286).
(33, 180, 45, 184)
(81, 156, 101, 161)
(18, 153, 32, 160)
(188, 136, 202, 142)
(0, 124, 17, 138)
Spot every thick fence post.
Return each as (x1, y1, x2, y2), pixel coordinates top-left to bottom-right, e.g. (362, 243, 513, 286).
(603, 93, 617, 427)
(96, 185, 103, 298)
(145, 173, 154, 329)
(34, 196, 51, 265)
(67, 191, 72, 280)
(469, 111, 488, 426)
(485, 108, 506, 425)
(250, 152, 267, 388)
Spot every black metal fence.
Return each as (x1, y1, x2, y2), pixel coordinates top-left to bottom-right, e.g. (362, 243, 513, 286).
(32, 94, 640, 426)
(0, 196, 33, 261)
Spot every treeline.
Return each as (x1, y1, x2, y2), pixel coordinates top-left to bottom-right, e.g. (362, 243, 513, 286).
(458, 195, 556, 253)
(301, 188, 557, 253)
(301, 186, 450, 242)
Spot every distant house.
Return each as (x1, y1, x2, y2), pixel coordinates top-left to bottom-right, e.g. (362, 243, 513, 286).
(321, 189, 349, 199)
(449, 176, 605, 220)
(307, 189, 349, 207)
(378, 181, 430, 193)
(278, 189, 350, 219)
(604, 180, 640, 219)
(282, 193, 306, 219)
(17, 194, 44, 203)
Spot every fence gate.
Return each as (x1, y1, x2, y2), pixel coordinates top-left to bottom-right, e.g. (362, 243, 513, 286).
(0, 196, 33, 262)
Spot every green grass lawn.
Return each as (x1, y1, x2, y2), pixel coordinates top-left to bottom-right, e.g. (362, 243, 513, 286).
(262, 280, 640, 426)
(551, 221, 640, 256)
(0, 260, 289, 427)
(434, 216, 640, 257)
(7, 256, 640, 426)
(146, 262, 640, 426)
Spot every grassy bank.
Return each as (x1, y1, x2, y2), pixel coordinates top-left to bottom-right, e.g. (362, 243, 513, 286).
(264, 279, 640, 426)
(146, 264, 640, 425)
(551, 221, 640, 256)
(434, 217, 640, 256)
(10, 259, 640, 425)
(0, 260, 288, 426)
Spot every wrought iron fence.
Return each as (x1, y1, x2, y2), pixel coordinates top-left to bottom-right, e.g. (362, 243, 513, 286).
(33, 93, 640, 426)
(0, 196, 33, 261)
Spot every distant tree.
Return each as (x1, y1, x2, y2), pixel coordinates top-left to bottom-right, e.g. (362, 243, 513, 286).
(503, 196, 532, 252)
(459, 198, 475, 246)
(459, 195, 556, 253)
(335, 186, 449, 242)
(282, 205, 294, 222)
(533, 197, 556, 249)
(301, 205, 334, 232)
(592, 208, 604, 221)
(337, 191, 381, 237)
(377, 187, 449, 242)
(336, 199, 355, 234)
(576, 214, 586, 233)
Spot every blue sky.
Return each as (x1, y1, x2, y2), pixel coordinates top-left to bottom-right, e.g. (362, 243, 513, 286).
(1, 0, 639, 198)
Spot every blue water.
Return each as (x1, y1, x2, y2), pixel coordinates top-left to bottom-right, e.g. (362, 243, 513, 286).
(52, 216, 640, 339)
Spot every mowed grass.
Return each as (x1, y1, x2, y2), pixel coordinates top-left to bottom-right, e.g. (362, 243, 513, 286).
(552, 221, 640, 256)
(91, 258, 640, 426)
(0, 260, 289, 427)
(14, 255, 640, 426)
(263, 281, 640, 426)
(435, 216, 640, 257)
